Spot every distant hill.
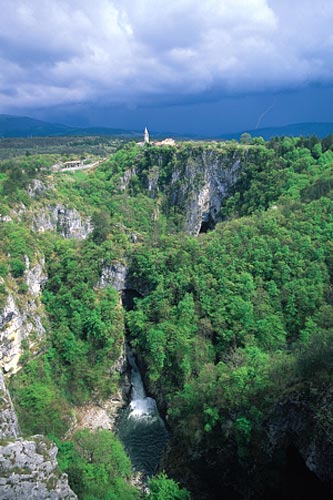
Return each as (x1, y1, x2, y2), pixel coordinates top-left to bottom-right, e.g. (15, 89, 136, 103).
(0, 114, 139, 138)
(222, 122, 333, 140)
(2, 114, 333, 141)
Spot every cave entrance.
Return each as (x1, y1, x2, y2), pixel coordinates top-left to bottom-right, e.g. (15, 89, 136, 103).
(121, 289, 143, 311)
(262, 445, 332, 500)
(199, 215, 215, 234)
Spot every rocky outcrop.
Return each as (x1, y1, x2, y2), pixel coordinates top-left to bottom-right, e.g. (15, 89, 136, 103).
(0, 294, 29, 373)
(0, 214, 12, 223)
(0, 370, 19, 439)
(119, 168, 137, 191)
(0, 437, 77, 499)
(32, 204, 92, 240)
(0, 256, 47, 373)
(27, 179, 50, 199)
(99, 262, 128, 291)
(147, 165, 160, 197)
(24, 255, 47, 297)
(99, 261, 148, 299)
(0, 370, 77, 499)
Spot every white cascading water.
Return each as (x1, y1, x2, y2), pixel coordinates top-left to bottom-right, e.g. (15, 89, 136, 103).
(117, 345, 168, 476)
(127, 348, 157, 418)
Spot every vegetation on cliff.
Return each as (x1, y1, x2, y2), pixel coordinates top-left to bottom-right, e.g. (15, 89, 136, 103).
(1, 135, 333, 499)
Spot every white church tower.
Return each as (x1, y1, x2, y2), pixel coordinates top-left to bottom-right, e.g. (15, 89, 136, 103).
(144, 127, 150, 144)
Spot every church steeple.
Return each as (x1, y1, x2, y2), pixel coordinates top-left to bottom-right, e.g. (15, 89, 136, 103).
(144, 127, 150, 144)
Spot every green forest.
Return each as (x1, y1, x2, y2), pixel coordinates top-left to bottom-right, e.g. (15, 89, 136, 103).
(1, 134, 333, 499)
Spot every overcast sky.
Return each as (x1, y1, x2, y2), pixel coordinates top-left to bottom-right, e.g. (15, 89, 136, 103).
(1, 0, 333, 134)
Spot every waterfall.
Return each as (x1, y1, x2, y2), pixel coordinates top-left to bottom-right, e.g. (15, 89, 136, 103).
(117, 345, 168, 476)
(127, 348, 148, 401)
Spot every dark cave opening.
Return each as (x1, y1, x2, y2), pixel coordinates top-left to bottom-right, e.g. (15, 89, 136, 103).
(260, 445, 332, 500)
(199, 217, 215, 234)
(121, 288, 143, 311)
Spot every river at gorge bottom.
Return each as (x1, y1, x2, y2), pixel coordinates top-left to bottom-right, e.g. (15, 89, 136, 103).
(117, 347, 168, 476)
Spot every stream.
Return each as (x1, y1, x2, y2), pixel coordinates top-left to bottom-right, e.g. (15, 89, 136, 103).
(117, 346, 168, 476)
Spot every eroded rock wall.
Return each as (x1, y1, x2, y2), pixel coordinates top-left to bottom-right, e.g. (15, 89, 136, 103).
(125, 146, 242, 236)
(0, 256, 47, 373)
(0, 436, 77, 499)
(32, 204, 92, 240)
(168, 150, 240, 235)
(0, 370, 19, 439)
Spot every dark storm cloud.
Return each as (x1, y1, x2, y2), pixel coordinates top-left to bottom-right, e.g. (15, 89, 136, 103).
(1, 0, 333, 112)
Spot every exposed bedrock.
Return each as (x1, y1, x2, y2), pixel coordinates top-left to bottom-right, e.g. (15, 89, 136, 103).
(0, 370, 77, 499)
(0, 255, 47, 373)
(32, 204, 92, 240)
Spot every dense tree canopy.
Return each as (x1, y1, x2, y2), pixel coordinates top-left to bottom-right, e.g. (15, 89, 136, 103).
(2, 134, 333, 499)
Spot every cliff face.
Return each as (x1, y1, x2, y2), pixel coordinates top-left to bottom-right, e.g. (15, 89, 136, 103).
(0, 289, 72, 500)
(99, 262, 128, 291)
(0, 195, 93, 373)
(0, 437, 77, 500)
(265, 390, 333, 486)
(167, 149, 240, 235)
(32, 204, 92, 240)
(0, 370, 77, 500)
(119, 145, 243, 235)
(0, 187, 95, 497)
(0, 255, 47, 373)
(0, 370, 19, 438)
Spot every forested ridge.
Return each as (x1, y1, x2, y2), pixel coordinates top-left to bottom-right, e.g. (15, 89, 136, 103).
(0, 134, 333, 499)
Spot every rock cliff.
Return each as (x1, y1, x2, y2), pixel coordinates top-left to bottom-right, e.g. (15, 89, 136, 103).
(266, 390, 333, 486)
(0, 370, 19, 439)
(168, 149, 240, 235)
(120, 145, 243, 235)
(0, 252, 76, 497)
(0, 370, 77, 500)
(99, 262, 128, 291)
(0, 436, 77, 500)
(32, 204, 92, 240)
(0, 255, 47, 373)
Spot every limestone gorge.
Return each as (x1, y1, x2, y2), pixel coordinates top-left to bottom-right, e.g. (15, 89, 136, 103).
(0, 137, 333, 499)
